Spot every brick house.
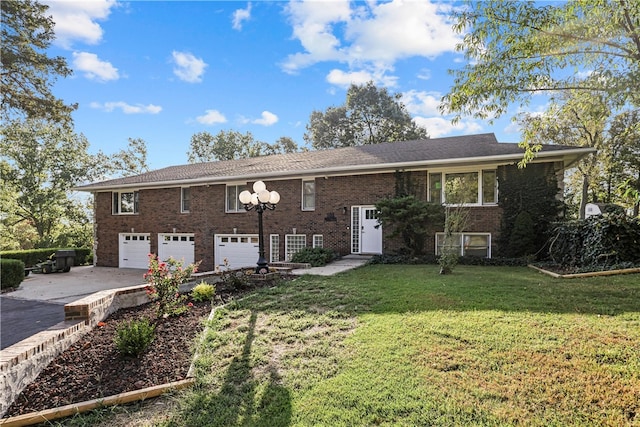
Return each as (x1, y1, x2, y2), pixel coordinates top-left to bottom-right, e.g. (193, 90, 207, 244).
(75, 133, 594, 271)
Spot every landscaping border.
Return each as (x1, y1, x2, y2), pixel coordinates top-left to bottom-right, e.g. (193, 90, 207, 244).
(528, 264, 640, 279)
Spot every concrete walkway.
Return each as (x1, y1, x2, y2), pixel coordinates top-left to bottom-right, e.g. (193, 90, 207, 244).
(291, 254, 372, 276)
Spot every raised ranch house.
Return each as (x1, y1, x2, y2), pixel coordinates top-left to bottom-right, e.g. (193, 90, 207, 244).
(76, 133, 594, 271)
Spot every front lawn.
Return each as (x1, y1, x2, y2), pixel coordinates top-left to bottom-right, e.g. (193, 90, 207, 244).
(108, 266, 640, 426)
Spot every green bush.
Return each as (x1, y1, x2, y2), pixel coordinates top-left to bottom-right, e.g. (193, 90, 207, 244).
(291, 247, 336, 267)
(0, 247, 91, 267)
(548, 213, 640, 269)
(1, 259, 25, 289)
(114, 318, 156, 357)
(191, 281, 216, 302)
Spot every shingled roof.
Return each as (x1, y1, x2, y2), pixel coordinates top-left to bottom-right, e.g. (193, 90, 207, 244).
(75, 133, 595, 191)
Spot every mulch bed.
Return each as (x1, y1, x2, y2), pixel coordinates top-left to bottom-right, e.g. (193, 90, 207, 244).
(3, 278, 282, 418)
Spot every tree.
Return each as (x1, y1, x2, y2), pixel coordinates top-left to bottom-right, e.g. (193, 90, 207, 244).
(517, 90, 608, 218)
(1, 0, 76, 125)
(442, 0, 640, 163)
(375, 195, 444, 257)
(609, 110, 640, 216)
(439, 175, 474, 274)
(0, 119, 96, 247)
(187, 130, 299, 163)
(109, 137, 150, 176)
(305, 81, 428, 149)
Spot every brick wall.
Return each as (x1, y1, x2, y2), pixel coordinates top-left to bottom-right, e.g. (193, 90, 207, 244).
(94, 170, 503, 270)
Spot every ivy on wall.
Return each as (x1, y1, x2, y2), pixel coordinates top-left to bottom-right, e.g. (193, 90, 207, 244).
(497, 163, 564, 258)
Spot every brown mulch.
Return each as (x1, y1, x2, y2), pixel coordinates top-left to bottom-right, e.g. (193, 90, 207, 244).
(3, 279, 282, 418)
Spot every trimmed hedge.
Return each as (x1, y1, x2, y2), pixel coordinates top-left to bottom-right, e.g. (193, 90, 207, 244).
(0, 248, 92, 268)
(291, 247, 336, 267)
(1, 259, 25, 290)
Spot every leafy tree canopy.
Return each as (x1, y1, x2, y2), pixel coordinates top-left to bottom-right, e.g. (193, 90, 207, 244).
(1, 0, 76, 125)
(304, 81, 428, 149)
(187, 130, 299, 163)
(442, 0, 640, 162)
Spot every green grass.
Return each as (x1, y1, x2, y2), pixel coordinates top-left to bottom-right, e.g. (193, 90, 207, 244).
(156, 265, 640, 426)
(70, 265, 640, 426)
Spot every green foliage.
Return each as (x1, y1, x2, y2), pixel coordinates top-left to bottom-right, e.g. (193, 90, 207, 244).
(375, 195, 444, 257)
(291, 247, 336, 267)
(508, 211, 536, 258)
(0, 258, 24, 289)
(187, 130, 299, 163)
(498, 164, 563, 258)
(144, 254, 200, 318)
(548, 213, 640, 270)
(0, 247, 91, 267)
(304, 81, 428, 149)
(1, 0, 76, 124)
(191, 281, 216, 302)
(439, 176, 474, 274)
(114, 318, 156, 358)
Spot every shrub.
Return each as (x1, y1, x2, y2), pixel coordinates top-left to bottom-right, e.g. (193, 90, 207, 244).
(0, 259, 25, 289)
(0, 247, 91, 267)
(114, 318, 155, 357)
(191, 281, 216, 302)
(144, 254, 201, 318)
(291, 247, 336, 267)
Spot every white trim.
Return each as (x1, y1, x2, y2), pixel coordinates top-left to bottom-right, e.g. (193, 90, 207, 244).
(301, 179, 316, 211)
(436, 232, 492, 258)
(180, 187, 190, 213)
(270, 234, 280, 263)
(313, 234, 323, 248)
(285, 234, 306, 261)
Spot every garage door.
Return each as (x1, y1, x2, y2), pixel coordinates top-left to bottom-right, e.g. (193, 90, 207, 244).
(119, 233, 150, 269)
(158, 233, 195, 264)
(215, 234, 258, 270)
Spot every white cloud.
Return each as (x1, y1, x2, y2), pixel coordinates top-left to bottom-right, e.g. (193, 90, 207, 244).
(252, 111, 279, 126)
(196, 110, 227, 125)
(72, 52, 119, 82)
(43, 0, 118, 49)
(172, 51, 208, 83)
(232, 3, 252, 30)
(90, 101, 162, 114)
(414, 116, 483, 138)
(402, 90, 442, 116)
(282, 0, 460, 79)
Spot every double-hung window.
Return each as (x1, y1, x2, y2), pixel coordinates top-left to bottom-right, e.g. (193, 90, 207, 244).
(428, 170, 497, 205)
(302, 179, 315, 211)
(226, 184, 245, 212)
(181, 187, 191, 213)
(113, 191, 139, 214)
(436, 233, 492, 258)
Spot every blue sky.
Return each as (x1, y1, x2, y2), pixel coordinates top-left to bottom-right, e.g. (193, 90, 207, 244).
(43, 0, 535, 170)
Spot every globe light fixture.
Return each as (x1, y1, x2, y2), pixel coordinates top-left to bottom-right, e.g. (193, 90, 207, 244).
(239, 181, 280, 274)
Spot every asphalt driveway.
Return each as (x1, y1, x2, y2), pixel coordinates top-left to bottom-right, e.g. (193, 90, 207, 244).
(1, 266, 146, 349)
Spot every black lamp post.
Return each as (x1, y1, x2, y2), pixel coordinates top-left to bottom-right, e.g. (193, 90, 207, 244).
(239, 181, 280, 274)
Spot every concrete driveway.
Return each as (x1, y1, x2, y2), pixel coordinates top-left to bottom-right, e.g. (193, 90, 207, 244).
(1, 266, 146, 349)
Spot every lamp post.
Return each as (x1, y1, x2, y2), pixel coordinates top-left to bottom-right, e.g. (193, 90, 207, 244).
(239, 181, 280, 274)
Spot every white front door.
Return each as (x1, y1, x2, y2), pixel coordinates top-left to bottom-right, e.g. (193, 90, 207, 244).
(358, 206, 383, 254)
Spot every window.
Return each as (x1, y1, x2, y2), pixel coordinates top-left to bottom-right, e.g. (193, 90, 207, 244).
(351, 206, 360, 253)
(436, 233, 491, 258)
(445, 172, 478, 204)
(313, 235, 323, 248)
(270, 234, 280, 263)
(428, 170, 497, 205)
(482, 170, 497, 204)
(429, 173, 442, 204)
(302, 180, 315, 211)
(226, 184, 244, 212)
(181, 187, 190, 213)
(285, 234, 306, 261)
(113, 191, 139, 214)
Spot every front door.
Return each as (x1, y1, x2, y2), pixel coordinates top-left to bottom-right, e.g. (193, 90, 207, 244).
(359, 207, 382, 254)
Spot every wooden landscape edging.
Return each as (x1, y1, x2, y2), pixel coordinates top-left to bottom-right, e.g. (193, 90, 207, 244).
(528, 264, 640, 279)
(0, 378, 195, 427)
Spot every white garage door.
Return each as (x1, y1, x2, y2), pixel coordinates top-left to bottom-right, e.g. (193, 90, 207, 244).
(158, 233, 195, 264)
(119, 233, 150, 269)
(215, 234, 258, 270)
